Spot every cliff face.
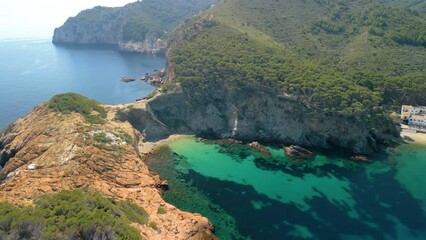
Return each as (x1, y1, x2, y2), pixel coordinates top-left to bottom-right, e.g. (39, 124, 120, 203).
(122, 82, 397, 154)
(118, 33, 167, 53)
(52, 0, 219, 53)
(52, 7, 128, 45)
(0, 103, 214, 240)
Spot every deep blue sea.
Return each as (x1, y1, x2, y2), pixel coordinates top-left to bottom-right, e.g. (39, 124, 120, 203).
(0, 38, 165, 129)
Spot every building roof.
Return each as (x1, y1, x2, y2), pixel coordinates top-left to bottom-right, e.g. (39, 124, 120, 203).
(402, 112, 411, 118)
(411, 115, 426, 120)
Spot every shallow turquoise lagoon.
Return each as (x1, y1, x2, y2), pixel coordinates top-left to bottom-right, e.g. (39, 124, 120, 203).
(146, 137, 426, 240)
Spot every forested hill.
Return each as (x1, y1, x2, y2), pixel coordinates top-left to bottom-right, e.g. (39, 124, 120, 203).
(386, 0, 426, 12)
(52, 0, 218, 52)
(169, 0, 425, 123)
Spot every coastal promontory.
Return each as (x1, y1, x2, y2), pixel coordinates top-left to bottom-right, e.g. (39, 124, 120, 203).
(0, 94, 215, 239)
(52, 0, 218, 53)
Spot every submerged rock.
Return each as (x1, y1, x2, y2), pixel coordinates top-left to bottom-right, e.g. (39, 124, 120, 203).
(284, 145, 314, 159)
(225, 138, 243, 144)
(387, 147, 400, 155)
(350, 155, 369, 162)
(248, 141, 271, 156)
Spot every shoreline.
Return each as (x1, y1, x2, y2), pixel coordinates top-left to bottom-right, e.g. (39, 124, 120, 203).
(139, 134, 192, 154)
(138, 129, 426, 156)
(400, 129, 426, 145)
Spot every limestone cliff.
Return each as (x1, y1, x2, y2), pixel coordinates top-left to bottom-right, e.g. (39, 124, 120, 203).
(118, 33, 167, 54)
(52, 6, 128, 46)
(119, 81, 397, 154)
(0, 103, 215, 240)
(52, 0, 219, 53)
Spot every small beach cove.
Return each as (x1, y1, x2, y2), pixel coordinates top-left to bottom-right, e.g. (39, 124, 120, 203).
(143, 134, 426, 240)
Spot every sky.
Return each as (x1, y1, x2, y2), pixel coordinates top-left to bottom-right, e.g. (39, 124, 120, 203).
(0, 0, 137, 39)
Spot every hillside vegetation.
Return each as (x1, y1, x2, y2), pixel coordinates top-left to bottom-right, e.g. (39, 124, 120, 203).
(121, 0, 218, 41)
(169, 0, 426, 125)
(48, 93, 107, 124)
(0, 190, 148, 240)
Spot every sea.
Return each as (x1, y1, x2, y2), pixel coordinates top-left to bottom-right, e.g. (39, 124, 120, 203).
(0, 38, 165, 130)
(1, 38, 426, 240)
(147, 137, 426, 240)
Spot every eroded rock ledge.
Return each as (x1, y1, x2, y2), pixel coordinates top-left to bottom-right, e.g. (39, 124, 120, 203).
(0, 104, 214, 240)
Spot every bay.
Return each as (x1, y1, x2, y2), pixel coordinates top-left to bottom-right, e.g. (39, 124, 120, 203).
(0, 38, 165, 129)
(146, 137, 426, 240)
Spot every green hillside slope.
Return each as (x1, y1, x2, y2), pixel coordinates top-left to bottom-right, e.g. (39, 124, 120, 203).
(169, 0, 426, 124)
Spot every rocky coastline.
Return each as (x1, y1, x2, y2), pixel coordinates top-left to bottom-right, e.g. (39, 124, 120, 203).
(0, 82, 400, 238)
(117, 78, 397, 155)
(0, 104, 215, 240)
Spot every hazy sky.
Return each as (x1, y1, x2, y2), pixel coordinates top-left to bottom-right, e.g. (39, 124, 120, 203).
(0, 0, 136, 39)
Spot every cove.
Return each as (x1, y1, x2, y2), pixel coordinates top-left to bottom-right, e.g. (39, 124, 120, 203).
(146, 137, 426, 240)
(0, 38, 165, 129)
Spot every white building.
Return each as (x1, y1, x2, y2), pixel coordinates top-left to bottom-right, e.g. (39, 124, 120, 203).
(401, 105, 426, 118)
(402, 105, 426, 128)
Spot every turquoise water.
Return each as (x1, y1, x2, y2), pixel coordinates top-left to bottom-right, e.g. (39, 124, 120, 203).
(146, 138, 426, 240)
(0, 38, 165, 129)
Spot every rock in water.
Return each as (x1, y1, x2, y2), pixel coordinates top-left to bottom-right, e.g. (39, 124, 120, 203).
(121, 77, 136, 82)
(248, 141, 271, 156)
(350, 155, 369, 162)
(284, 145, 314, 159)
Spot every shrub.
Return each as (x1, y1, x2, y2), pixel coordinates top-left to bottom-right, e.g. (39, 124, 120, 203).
(157, 207, 167, 214)
(0, 190, 149, 240)
(149, 222, 158, 230)
(93, 132, 113, 144)
(48, 93, 107, 124)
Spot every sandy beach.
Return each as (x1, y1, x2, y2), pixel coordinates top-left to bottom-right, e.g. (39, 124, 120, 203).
(139, 134, 192, 154)
(139, 130, 426, 155)
(400, 129, 426, 145)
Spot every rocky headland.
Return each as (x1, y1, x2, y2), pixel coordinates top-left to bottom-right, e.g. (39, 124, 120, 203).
(0, 101, 215, 240)
(52, 0, 218, 53)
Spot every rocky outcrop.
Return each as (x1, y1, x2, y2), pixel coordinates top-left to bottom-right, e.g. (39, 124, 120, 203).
(0, 104, 214, 239)
(120, 81, 397, 154)
(248, 141, 271, 156)
(284, 145, 314, 159)
(118, 33, 167, 54)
